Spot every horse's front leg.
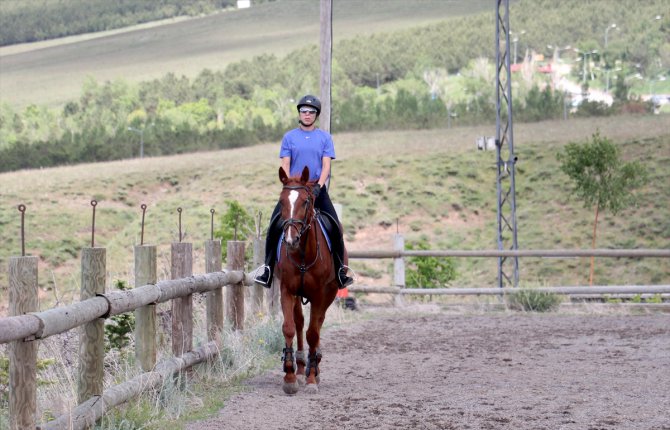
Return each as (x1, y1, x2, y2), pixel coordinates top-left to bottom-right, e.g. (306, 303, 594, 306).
(304, 302, 327, 394)
(280, 290, 299, 395)
(294, 299, 306, 385)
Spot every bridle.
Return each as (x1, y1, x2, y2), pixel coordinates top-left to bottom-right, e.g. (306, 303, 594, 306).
(280, 184, 321, 303)
(281, 185, 314, 243)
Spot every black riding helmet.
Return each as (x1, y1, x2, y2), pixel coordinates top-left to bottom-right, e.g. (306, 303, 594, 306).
(296, 95, 321, 116)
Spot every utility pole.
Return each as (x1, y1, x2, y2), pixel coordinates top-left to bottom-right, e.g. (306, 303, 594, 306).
(319, 0, 332, 133)
(495, 0, 519, 288)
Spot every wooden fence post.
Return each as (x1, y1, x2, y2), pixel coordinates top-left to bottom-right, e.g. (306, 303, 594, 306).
(393, 234, 405, 306)
(171, 242, 193, 357)
(252, 237, 265, 314)
(205, 239, 223, 341)
(226, 241, 245, 330)
(9, 255, 39, 430)
(78, 247, 106, 404)
(134, 245, 157, 372)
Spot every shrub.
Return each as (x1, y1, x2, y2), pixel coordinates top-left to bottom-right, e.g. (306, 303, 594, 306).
(105, 280, 135, 352)
(506, 287, 562, 312)
(405, 240, 456, 288)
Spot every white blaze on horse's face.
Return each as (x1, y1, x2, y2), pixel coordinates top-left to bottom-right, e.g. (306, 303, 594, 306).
(285, 190, 300, 245)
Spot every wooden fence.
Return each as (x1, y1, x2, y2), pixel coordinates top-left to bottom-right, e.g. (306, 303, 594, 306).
(2, 237, 278, 430)
(3, 229, 669, 429)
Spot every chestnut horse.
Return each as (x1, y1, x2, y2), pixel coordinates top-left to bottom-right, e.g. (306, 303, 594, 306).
(275, 166, 342, 395)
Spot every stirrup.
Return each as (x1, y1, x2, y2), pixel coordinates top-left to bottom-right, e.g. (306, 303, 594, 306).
(337, 266, 353, 289)
(253, 265, 272, 288)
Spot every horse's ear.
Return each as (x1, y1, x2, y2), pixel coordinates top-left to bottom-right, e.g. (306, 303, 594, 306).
(279, 167, 289, 184)
(300, 166, 310, 184)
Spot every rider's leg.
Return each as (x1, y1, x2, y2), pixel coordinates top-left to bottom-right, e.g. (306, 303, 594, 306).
(254, 202, 281, 288)
(315, 188, 353, 289)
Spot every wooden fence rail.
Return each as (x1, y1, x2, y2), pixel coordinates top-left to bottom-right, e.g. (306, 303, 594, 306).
(349, 248, 670, 258)
(349, 285, 670, 295)
(348, 245, 670, 297)
(0, 270, 251, 345)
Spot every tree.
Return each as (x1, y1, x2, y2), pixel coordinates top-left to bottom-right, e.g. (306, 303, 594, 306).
(214, 200, 256, 264)
(557, 132, 648, 285)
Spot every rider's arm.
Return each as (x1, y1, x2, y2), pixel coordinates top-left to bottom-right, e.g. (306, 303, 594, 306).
(318, 156, 331, 188)
(281, 157, 291, 176)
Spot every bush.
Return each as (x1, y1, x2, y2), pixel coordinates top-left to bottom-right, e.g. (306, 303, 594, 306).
(105, 280, 135, 352)
(405, 240, 456, 288)
(506, 287, 562, 312)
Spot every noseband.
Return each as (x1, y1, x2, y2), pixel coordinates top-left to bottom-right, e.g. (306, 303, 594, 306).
(281, 185, 314, 243)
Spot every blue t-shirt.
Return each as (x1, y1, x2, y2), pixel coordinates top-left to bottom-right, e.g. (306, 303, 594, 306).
(279, 128, 336, 182)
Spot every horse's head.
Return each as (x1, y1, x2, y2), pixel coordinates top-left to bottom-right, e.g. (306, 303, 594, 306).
(279, 166, 315, 249)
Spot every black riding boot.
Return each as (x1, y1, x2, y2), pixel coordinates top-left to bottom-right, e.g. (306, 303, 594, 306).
(254, 258, 275, 288)
(254, 212, 281, 288)
(331, 226, 354, 289)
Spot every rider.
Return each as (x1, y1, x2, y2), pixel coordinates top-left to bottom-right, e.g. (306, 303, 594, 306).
(254, 94, 353, 289)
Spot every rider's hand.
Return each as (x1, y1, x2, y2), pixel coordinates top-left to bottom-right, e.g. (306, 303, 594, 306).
(312, 184, 321, 199)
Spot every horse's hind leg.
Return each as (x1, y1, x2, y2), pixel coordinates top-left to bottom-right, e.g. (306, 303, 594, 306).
(280, 292, 299, 395)
(294, 299, 306, 385)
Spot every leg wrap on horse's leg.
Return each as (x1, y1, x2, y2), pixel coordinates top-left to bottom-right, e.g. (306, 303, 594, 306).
(282, 347, 296, 373)
(305, 349, 322, 378)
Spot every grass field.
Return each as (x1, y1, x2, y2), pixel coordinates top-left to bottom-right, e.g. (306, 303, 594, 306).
(0, 0, 493, 108)
(1, 114, 668, 316)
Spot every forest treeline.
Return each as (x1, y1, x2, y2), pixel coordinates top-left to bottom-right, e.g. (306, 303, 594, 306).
(0, 0, 275, 46)
(0, 0, 667, 172)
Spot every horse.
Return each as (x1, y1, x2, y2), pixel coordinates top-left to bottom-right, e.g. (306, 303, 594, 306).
(275, 165, 342, 395)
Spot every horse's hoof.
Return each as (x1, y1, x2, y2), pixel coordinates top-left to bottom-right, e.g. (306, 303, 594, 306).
(304, 383, 319, 395)
(297, 374, 306, 386)
(282, 381, 299, 395)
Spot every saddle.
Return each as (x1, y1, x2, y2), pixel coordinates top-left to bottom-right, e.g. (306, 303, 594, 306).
(276, 210, 342, 261)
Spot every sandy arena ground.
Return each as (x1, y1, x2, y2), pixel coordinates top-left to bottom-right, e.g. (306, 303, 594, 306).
(186, 305, 670, 430)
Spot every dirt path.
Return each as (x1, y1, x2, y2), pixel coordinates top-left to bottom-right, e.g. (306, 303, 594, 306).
(186, 306, 670, 430)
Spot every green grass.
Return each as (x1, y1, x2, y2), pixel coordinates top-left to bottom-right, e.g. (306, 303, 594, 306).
(0, 0, 492, 108)
(1, 114, 668, 315)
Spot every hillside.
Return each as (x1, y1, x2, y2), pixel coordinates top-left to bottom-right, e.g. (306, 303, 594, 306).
(0, 0, 493, 107)
(1, 114, 668, 316)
